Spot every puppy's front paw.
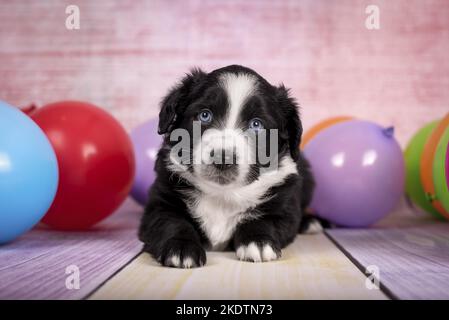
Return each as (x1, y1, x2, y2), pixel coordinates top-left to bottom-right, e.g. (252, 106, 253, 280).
(236, 242, 281, 262)
(160, 239, 206, 268)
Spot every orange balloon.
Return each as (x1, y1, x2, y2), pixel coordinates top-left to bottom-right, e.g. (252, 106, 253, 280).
(301, 116, 354, 149)
(420, 112, 449, 218)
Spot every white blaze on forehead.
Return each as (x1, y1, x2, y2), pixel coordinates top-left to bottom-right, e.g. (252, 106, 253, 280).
(219, 73, 257, 129)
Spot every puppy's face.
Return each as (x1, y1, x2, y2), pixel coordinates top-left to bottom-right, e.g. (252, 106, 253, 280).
(159, 65, 302, 189)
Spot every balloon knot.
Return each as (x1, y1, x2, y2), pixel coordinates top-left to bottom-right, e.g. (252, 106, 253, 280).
(425, 193, 437, 202)
(21, 104, 38, 115)
(383, 126, 395, 138)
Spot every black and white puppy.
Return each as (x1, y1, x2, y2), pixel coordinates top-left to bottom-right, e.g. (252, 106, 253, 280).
(139, 65, 317, 268)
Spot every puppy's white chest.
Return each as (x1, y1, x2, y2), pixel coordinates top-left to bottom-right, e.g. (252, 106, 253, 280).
(190, 194, 257, 250)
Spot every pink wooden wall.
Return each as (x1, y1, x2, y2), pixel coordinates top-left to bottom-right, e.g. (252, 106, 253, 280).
(0, 0, 448, 145)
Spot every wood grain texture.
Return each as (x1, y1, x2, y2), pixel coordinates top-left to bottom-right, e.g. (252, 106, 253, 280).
(327, 223, 449, 299)
(0, 200, 143, 300)
(90, 234, 387, 300)
(0, 0, 448, 146)
(1, 1, 448, 300)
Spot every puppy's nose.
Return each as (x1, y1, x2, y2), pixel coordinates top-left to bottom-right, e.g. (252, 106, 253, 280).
(210, 148, 237, 171)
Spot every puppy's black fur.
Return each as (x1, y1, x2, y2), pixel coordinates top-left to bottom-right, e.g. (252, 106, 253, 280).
(139, 65, 315, 268)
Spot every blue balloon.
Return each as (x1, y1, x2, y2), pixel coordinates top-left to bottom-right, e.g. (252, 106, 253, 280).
(0, 101, 59, 244)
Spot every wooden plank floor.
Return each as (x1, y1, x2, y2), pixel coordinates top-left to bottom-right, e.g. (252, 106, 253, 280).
(0, 200, 142, 300)
(2, 197, 448, 300)
(90, 234, 386, 300)
(327, 223, 449, 300)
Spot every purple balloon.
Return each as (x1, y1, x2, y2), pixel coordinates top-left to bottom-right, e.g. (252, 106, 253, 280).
(130, 118, 162, 206)
(303, 120, 405, 227)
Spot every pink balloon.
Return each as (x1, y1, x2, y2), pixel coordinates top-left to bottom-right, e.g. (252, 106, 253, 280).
(303, 120, 405, 227)
(130, 118, 162, 206)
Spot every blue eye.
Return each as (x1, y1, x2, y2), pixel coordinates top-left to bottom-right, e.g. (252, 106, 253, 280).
(249, 118, 264, 131)
(198, 109, 213, 123)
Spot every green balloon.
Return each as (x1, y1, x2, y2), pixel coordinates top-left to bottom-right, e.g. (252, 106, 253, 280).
(405, 120, 443, 219)
(433, 126, 449, 217)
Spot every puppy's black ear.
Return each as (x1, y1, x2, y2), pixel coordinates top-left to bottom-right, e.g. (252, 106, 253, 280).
(276, 84, 302, 161)
(158, 68, 207, 135)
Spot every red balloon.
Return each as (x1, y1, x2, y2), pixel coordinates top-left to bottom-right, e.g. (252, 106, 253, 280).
(30, 101, 135, 230)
